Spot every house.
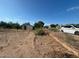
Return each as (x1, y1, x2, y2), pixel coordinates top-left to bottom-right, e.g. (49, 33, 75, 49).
(22, 23, 33, 30)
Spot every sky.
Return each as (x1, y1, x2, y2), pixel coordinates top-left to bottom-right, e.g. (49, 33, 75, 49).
(0, 0, 79, 25)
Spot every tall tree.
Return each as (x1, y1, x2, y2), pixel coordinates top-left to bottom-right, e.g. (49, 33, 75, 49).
(33, 21, 44, 29)
(50, 24, 57, 28)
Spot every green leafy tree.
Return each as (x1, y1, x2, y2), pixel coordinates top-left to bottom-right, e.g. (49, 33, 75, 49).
(7, 22, 13, 28)
(0, 21, 7, 28)
(33, 21, 44, 29)
(50, 24, 57, 28)
(14, 23, 21, 29)
(0, 21, 21, 29)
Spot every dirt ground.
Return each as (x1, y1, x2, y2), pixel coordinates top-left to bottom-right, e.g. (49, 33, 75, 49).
(51, 32, 79, 56)
(0, 30, 78, 58)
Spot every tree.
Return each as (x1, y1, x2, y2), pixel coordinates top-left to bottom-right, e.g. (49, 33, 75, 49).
(0, 21, 21, 29)
(7, 22, 21, 29)
(0, 21, 7, 28)
(38, 21, 44, 27)
(50, 24, 57, 28)
(14, 23, 21, 29)
(7, 22, 14, 29)
(33, 21, 44, 29)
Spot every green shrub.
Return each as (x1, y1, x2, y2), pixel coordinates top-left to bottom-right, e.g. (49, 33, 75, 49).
(35, 29, 47, 36)
(33, 21, 44, 30)
(50, 28, 58, 32)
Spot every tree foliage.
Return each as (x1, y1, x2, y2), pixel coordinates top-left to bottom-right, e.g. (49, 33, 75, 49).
(65, 24, 79, 28)
(0, 21, 21, 29)
(50, 24, 58, 28)
(33, 21, 44, 29)
(0, 21, 7, 28)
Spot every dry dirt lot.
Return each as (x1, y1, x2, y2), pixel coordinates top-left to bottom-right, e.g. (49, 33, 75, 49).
(51, 32, 79, 57)
(0, 30, 78, 58)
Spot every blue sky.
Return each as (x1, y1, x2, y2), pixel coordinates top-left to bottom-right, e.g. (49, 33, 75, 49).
(0, 0, 79, 25)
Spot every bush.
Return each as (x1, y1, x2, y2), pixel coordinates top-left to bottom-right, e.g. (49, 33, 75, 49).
(33, 21, 44, 30)
(35, 29, 48, 36)
(50, 28, 58, 32)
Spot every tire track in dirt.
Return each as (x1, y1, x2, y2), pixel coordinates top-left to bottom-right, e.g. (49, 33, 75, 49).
(49, 33, 79, 57)
(33, 36, 42, 57)
(33, 34, 73, 57)
(15, 31, 36, 57)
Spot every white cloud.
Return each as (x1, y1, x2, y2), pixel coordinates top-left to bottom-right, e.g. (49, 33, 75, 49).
(67, 6, 79, 11)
